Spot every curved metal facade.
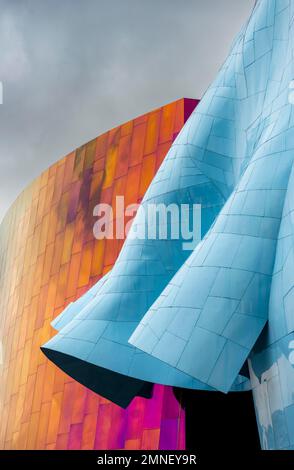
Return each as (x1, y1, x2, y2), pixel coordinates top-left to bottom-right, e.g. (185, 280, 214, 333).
(43, 0, 294, 450)
(0, 98, 196, 449)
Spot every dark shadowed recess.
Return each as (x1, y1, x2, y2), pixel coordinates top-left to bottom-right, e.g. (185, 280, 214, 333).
(174, 387, 260, 451)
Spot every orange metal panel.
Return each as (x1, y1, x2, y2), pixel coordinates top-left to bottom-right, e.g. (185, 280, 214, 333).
(0, 98, 198, 450)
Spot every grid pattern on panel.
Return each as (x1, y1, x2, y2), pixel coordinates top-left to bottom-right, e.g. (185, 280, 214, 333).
(127, 0, 294, 451)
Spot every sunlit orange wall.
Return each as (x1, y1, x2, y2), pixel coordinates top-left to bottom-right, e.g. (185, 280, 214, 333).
(0, 98, 198, 450)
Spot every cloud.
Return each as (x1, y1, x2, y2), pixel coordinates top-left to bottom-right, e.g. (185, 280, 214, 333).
(0, 12, 30, 82)
(0, 0, 255, 221)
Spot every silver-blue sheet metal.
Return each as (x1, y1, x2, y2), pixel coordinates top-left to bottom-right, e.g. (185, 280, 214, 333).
(42, 0, 294, 448)
(42, 2, 255, 397)
(131, 0, 294, 449)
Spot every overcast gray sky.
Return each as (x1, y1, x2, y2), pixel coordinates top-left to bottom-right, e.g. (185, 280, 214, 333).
(0, 0, 254, 221)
